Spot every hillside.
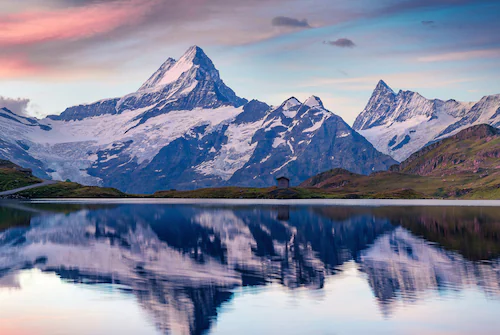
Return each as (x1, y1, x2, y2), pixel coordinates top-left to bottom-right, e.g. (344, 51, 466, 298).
(301, 124, 500, 199)
(0, 159, 41, 192)
(14, 182, 128, 198)
(392, 124, 500, 176)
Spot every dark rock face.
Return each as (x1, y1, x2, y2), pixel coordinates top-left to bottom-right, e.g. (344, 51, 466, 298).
(353, 80, 397, 130)
(0, 138, 49, 179)
(0, 46, 396, 193)
(47, 99, 120, 121)
(91, 96, 396, 194)
(48, 46, 247, 124)
(228, 101, 397, 188)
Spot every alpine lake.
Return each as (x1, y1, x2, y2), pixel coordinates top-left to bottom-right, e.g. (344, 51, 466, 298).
(1, 199, 500, 335)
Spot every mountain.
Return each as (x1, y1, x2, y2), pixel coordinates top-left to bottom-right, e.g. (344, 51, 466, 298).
(0, 46, 396, 193)
(47, 46, 247, 123)
(300, 124, 500, 199)
(391, 123, 500, 176)
(353, 80, 500, 161)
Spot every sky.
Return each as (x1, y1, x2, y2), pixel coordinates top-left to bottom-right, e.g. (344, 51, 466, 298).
(0, 0, 499, 125)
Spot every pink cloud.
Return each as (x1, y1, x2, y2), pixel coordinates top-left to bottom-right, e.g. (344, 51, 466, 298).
(0, 55, 45, 78)
(0, 0, 159, 47)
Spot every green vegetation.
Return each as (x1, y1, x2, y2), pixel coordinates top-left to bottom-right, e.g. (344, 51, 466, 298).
(297, 169, 500, 199)
(15, 181, 127, 198)
(154, 187, 328, 199)
(0, 159, 41, 192)
(0, 206, 33, 231)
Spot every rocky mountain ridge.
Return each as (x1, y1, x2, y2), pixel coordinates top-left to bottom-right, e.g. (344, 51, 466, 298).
(0, 46, 396, 193)
(354, 80, 500, 161)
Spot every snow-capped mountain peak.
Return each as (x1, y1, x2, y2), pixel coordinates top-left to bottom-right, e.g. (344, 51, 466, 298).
(137, 58, 177, 91)
(0, 47, 396, 193)
(281, 97, 302, 110)
(375, 79, 395, 95)
(138, 45, 218, 92)
(304, 95, 323, 108)
(353, 80, 500, 161)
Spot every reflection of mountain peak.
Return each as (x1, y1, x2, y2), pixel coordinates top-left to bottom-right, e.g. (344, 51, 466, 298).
(1, 204, 500, 334)
(360, 227, 500, 316)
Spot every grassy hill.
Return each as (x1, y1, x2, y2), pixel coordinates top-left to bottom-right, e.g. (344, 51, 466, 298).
(15, 181, 128, 198)
(0, 159, 41, 192)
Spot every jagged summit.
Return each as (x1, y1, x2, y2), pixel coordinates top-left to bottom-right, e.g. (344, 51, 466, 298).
(353, 79, 500, 162)
(49, 46, 247, 122)
(138, 45, 218, 91)
(304, 95, 324, 108)
(375, 80, 395, 94)
(281, 97, 301, 109)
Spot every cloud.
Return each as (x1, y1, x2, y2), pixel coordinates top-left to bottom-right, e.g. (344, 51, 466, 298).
(421, 20, 435, 25)
(0, 0, 159, 47)
(0, 55, 45, 78)
(417, 48, 500, 62)
(324, 38, 356, 48)
(271, 16, 310, 28)
(0, 96, 31, 116)
(1, 0, 497, 80)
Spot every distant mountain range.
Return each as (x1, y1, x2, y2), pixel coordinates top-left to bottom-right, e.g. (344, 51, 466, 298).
(354, 80, 500, 161)
(0, 46, 396, 193)
(0, 46, 498, 193)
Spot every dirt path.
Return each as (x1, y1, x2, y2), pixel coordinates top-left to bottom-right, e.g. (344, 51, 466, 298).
(0, 180, 57, 196)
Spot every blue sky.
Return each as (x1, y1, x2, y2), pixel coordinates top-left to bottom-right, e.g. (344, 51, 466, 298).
(0, 0, 499, 124)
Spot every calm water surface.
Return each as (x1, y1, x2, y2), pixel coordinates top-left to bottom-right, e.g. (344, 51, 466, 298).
(0, 201, 500, 335)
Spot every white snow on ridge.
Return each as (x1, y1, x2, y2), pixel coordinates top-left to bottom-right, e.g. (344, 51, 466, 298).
(337, 131, 351, 138)
(355, 81, 500, 162)
(359, 112, 457, 162)
(271, 156, 297, 174)
(5, 105, 244, 184)
(282, 110, 298, 118)
(303, 113, 329, 133)
(304, 95, 323, 108)
(282, 97, 301, 110)
(195, 117, 263, 180)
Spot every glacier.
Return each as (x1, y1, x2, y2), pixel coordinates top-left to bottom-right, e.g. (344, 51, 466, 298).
(0, 46, 396, 193)
(354, 80, 500, 161)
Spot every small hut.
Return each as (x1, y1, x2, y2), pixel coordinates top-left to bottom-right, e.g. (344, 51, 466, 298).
(276, 176, 290, 189)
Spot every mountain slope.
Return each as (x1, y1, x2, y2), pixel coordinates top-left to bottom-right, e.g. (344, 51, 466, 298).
(0, 159, 41, 192)
(353, 80, 500, 161)
(391, 124, 500, 176)
(301, 124, 500, 199)
(0, 47, 396, 193)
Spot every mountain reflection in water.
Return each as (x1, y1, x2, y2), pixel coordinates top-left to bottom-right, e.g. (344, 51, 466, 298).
(0, 202, 499, 335)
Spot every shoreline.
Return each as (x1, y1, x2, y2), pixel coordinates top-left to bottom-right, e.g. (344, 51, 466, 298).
(21, 198, 500, 207)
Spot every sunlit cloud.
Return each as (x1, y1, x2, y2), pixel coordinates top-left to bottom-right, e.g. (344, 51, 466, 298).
(417, 49, 500, 62)
(0, 56, 45, 78)
(0, 0, 159, 47)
